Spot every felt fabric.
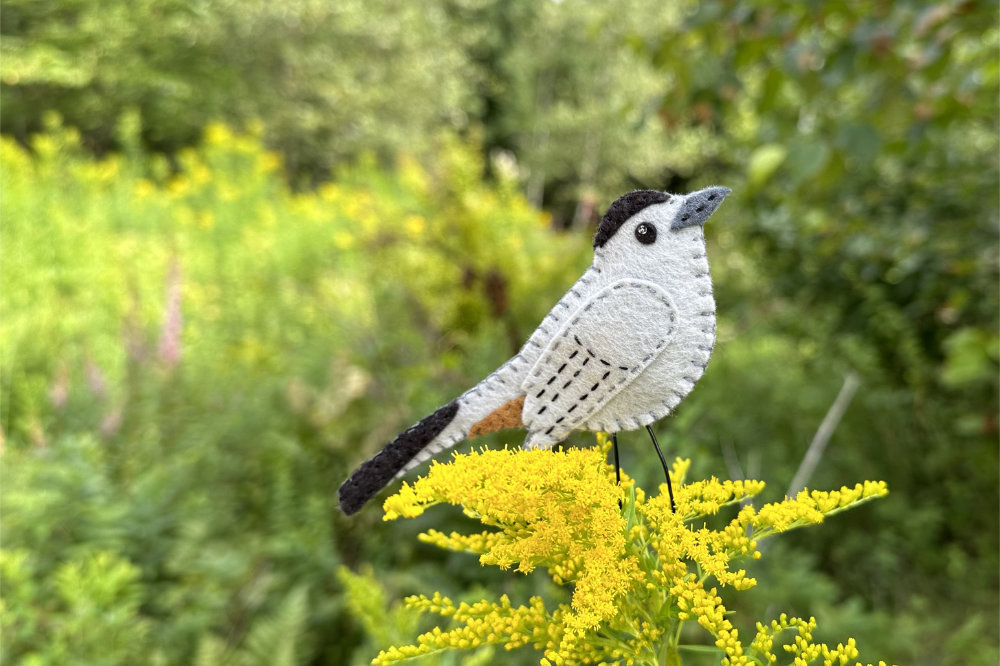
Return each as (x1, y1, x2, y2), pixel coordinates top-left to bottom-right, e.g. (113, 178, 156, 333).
(469, 396, 526, 437)
(338, 400, 459, 515)
(672, 186, 731, 230)
(593, 190, 672, 248)
(337, 186, 730, 515)
(521, 280, 676, 449)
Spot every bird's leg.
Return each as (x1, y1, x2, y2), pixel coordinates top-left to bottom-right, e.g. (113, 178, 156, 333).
(646, 425, 676, 513)
(611, 433, 623, 509)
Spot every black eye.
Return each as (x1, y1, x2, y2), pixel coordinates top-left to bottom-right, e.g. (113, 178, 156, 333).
(634, 222, 657, 244)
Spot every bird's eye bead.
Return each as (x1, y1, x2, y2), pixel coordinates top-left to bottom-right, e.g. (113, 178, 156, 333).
(634, 222, 657, 244)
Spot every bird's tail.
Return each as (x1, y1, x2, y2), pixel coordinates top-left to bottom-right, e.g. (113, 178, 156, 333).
(337, 377, 526, 515)
(337, 400, 460, 515)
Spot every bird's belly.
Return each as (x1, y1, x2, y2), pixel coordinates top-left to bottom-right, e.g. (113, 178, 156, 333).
(581, 315, 715, 433)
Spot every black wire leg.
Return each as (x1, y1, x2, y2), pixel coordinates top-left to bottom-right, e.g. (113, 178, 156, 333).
(612, 433, 622, 509)
(646, 425, 676, 512)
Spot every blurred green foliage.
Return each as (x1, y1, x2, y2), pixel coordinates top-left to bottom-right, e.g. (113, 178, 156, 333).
(1, 119, 585, 664)
(2, 1, 997, 665)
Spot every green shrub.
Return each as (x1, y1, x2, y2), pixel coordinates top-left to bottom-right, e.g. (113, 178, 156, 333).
(0, 121, 586, 664)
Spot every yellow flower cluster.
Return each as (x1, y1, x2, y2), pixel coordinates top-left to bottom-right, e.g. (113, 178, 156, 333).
(750, 614, 873, 666)
(384, 445, 636, 635)
(371, 594, 558, 665)
(375, 436, 891, 666)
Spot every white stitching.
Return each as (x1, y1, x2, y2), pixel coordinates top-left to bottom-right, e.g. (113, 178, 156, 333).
(523, 281, 676, 433)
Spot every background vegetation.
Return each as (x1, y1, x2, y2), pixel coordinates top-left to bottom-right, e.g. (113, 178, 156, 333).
(2, 1, 996, 664)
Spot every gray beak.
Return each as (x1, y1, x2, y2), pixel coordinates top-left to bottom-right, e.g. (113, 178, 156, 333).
(671, 186, 731, 230)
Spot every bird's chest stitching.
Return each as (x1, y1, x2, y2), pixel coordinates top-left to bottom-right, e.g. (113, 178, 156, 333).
(521, 279, 677, 438)
(530, 334, 633, 433)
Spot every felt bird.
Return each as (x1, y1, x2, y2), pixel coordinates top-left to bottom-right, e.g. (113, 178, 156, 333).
(338, 186, 731, 515)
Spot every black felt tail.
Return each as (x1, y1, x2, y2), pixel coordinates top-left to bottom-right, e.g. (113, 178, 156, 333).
(338, 400, 459, 515)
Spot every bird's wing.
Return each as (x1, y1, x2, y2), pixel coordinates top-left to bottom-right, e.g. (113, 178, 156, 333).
(521, 279, 677, 448)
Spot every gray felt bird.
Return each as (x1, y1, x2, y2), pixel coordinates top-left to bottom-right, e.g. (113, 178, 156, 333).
(339, 186, 730, 515)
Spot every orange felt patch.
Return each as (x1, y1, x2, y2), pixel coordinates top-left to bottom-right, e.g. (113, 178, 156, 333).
(469, 396, 525, 437)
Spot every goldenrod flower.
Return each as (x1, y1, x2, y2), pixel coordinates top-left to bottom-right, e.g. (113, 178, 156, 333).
(372, 435, 891, 666)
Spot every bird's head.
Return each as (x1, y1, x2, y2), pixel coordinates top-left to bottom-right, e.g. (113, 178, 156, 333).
(591, 186, 731, 278)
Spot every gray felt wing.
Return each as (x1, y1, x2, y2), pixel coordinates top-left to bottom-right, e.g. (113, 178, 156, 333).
(521, 279, 677, 448)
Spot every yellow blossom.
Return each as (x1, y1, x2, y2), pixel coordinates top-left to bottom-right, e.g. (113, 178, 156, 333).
(404, 214, 426, 236)
(133, 178, 156, 199)
(167, 175, 190, 197)
(257, 151, 282, 174)
(372, 436, 890, 666)
(205, 122, 232, 146)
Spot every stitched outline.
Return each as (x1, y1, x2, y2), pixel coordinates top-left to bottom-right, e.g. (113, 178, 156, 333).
(522, 280, 676, 440)
(578, 267, 716, 434)
(581, 319, 716, 434)
(462, 247, 717, 452)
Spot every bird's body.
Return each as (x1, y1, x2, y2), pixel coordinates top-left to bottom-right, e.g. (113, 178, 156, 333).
(339, 187, 730, 515)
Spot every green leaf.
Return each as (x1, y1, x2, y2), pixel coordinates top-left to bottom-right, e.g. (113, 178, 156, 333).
(747, 144, 788, 189)
(243, 586, 309, 666)
(941, 327, 999, 387)
(785, 136, 831, 186)
(835, 122, 881, 167)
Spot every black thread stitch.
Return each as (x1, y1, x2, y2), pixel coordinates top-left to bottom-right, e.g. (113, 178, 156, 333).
(338, 400, 459, 515)
(522, 280, 677, 433)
